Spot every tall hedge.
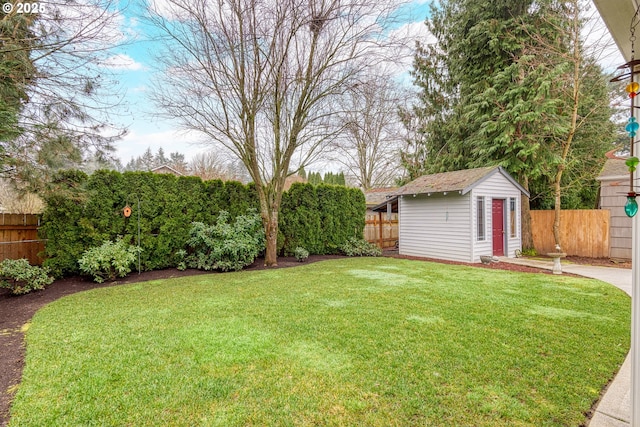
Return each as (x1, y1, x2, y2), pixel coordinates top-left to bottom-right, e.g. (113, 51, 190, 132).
(40, 172, 365, 277)
(41, 170, 258, 277)
(279, 183, 365, 255)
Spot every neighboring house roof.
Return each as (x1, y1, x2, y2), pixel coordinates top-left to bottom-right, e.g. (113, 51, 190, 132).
(151, 165, 184, 176)
(597, 158, 629, 181)
(364, 187, 398, 208)
(284, 174, 307, 191)
(371, 166, 528, 212)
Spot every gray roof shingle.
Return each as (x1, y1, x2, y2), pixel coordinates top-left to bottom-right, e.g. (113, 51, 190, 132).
(597, 158, 629, 180)
(394, 166, 500, 196)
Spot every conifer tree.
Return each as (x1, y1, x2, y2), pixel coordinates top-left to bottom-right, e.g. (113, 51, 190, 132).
(403, 0, 616, 248)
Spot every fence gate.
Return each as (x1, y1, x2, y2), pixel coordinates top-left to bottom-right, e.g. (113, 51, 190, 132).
(364, 212, 398, 249)
(0, 214, 45, 265)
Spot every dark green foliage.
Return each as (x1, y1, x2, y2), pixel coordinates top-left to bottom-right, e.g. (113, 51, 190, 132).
(340, 237, 382, 257)
(304, 171, 346, 186)
(40, 171, 364, 276)
(0, 259, 54, 295)
(184, 211, 265, 271)
(78, 239, 140, 283)
(38, 170, 90, 277)
(0, 12, 35, 144)
(279, 183, 323, 254)
(41, 171, 258, 276)
(403, 0, 616, 210)
(279, 183, 365, 255)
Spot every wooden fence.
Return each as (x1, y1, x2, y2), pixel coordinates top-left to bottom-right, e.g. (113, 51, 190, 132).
(530, 210, 610, 258)
(365, 213, 398, 249)
(0, 214, 45, 265)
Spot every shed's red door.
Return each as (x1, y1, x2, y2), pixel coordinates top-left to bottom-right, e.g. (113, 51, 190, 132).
(492, 199, 505, 256)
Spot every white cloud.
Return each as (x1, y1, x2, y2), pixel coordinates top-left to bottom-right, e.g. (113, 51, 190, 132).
(102, 54, 146, 71)
(378, 20, 434, 78)
(116, 128, 209, 162)
(131, 85, 148, 93)
(390, 20, 434, 46)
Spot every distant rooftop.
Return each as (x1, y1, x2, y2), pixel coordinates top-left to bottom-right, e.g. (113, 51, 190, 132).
(364, 187, 398, 207)
(598, 158, 629, 180)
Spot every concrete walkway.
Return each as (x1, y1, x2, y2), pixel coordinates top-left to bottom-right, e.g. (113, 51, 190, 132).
(500, 257, 631, 427)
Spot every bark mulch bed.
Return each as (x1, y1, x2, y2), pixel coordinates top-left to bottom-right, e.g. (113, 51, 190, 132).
(0, 254, 630, 426)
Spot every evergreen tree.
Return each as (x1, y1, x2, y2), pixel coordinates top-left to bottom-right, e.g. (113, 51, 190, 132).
(324, 172, 334, 185)
(156, 147, 168, 166)
(168, 151, 188, 174)
(0, 12, 35, 145)
(1, 0, 125, 190)
(404, 0, 616, 247)
(140, 148, 155, 171)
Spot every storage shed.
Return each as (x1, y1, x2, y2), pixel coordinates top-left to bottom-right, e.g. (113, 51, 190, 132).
(372, 166, 529, 263)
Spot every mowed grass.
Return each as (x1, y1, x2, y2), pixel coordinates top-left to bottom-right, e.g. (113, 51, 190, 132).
(10, 258, 630, 426)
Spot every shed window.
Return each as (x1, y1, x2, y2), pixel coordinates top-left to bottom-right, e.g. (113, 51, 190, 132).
(477, 197, 485, 241)
(509, 198, 517, 238)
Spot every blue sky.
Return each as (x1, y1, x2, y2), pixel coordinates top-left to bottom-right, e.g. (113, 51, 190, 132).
(103, 0, 620, 167)
(102, 0, 433, 166)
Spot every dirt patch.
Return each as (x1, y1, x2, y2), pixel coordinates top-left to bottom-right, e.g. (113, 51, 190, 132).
(0, 253, 626, 426)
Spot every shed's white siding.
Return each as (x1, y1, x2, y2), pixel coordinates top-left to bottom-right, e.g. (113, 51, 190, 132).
(470, 172, 523, 262)
(398, 193, 473, 262)
(397, 169, 524, 263)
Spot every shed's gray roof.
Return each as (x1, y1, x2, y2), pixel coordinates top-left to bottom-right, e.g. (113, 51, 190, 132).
(597, 158, 628, 180)
(371, 166, 528, 212)
(393, 166, 527, 197)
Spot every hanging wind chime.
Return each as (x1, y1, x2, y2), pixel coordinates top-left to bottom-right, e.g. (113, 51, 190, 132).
(611, 15, 640, 218)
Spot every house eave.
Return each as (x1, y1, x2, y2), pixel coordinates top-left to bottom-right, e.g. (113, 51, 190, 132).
(460, 166, 530, 198)
(593, 0, 639, 62)
(597, 174, 629, 182)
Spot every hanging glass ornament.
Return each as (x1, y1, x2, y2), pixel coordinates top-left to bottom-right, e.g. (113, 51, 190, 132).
(626, 193, 639, 218)
(626, 120, 639, 137)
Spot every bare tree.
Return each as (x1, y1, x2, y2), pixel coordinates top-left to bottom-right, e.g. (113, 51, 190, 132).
(0, 179, 45, 213)
(331, 75, 408, 189)
(146, 0, 407, 265)
(189, 152, 231, 181)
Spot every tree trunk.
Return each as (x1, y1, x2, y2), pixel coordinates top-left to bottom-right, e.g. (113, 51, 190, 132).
(520, 176, 534, 250)
(553, 166, 563, 251)
(264, 208, 279, 267)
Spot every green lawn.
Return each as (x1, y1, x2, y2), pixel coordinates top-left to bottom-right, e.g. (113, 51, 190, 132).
(10, 258, 630, 426)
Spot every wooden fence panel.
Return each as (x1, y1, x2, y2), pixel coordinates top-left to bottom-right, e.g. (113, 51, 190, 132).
(364, 213, 398, 249)
(0, 214, 45, 265)
(530, 210, 610, 258)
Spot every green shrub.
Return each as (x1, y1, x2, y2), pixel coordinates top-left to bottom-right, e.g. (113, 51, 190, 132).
(340, 237, 382, 257)
(78, 239, 141, 283)
(185, 211, 265, 272)
(294, 247, 309, 262)
(0, 259, 54, 295)
(176, 249, 187, 271)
